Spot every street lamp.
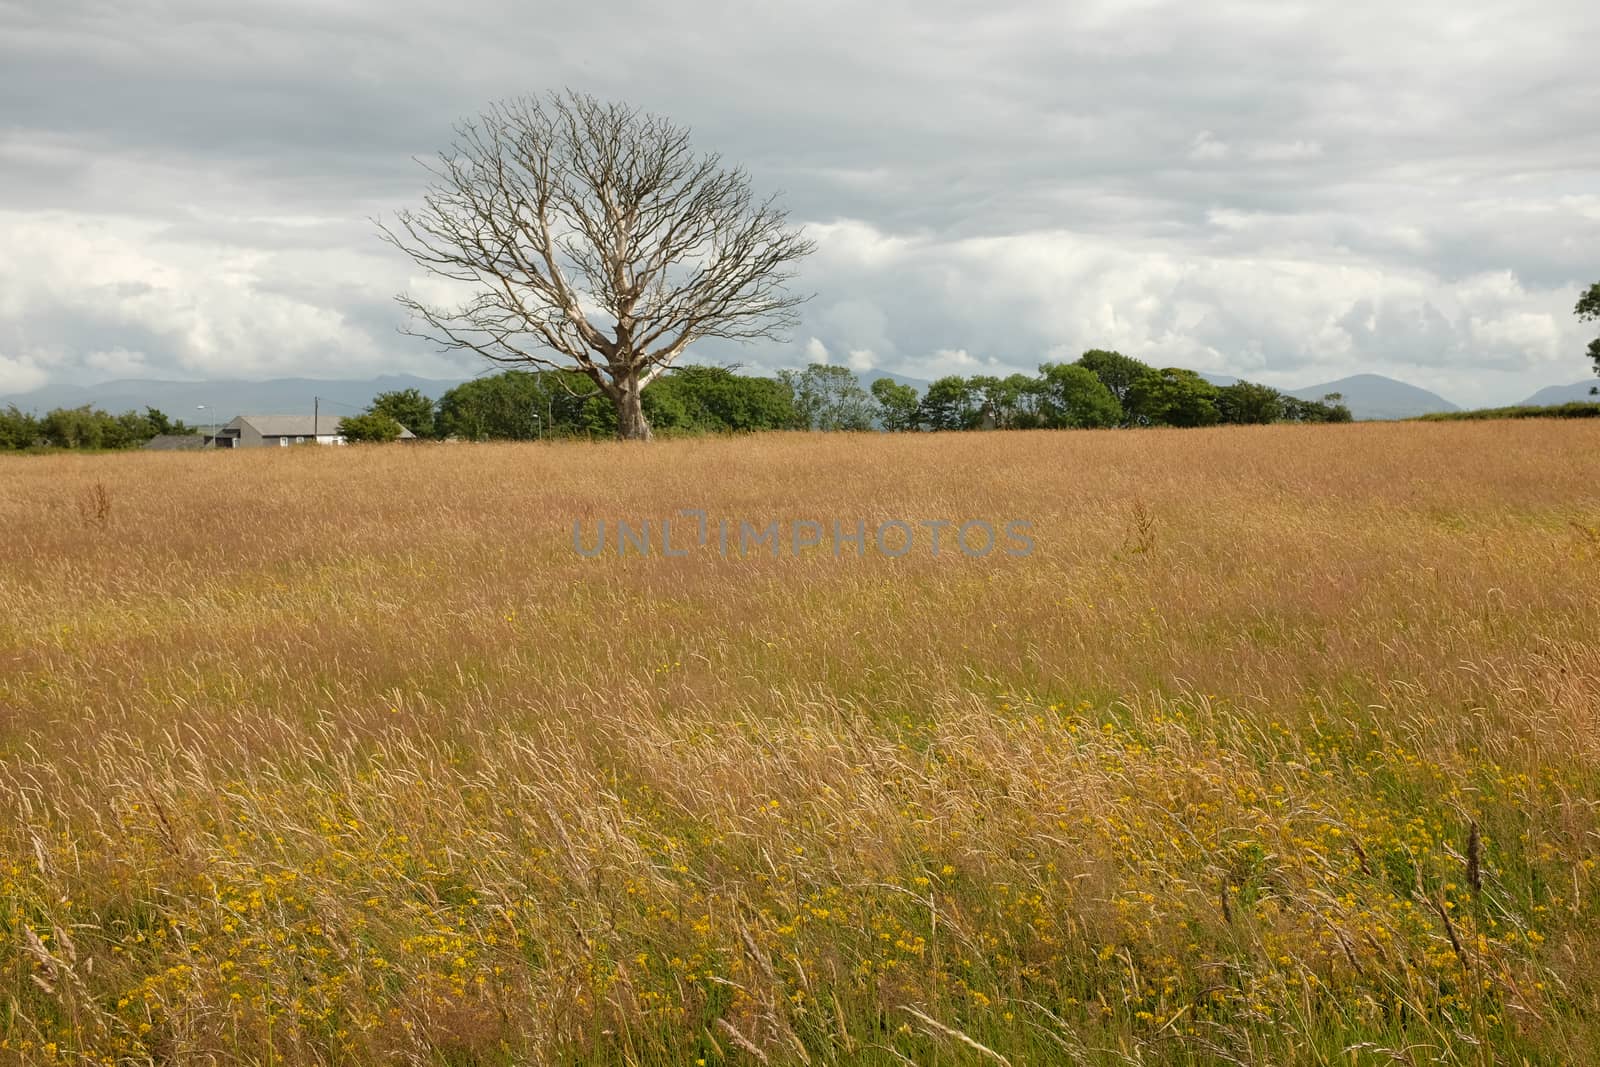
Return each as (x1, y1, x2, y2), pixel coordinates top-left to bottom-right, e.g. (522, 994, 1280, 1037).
(198, 403, 220, 447)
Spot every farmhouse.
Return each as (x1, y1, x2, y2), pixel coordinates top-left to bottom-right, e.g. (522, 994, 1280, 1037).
(204, 415, 416, 448)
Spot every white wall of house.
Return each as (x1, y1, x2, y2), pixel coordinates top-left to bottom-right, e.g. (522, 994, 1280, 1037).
(272, 435, 347, 446)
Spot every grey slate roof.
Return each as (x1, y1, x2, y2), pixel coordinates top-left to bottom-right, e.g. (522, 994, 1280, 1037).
(223, 415, 337, 436)
(142, 434, 207, 451)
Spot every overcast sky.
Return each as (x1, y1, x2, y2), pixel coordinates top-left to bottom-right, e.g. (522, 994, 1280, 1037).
(2, 0, 1597, 406)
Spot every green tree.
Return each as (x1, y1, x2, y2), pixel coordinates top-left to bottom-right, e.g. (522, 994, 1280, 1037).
(143, 407, 192, 436)
(436, 366, 796, 439)
(1035, 363, 1123, 428)
(967, 376, 1001, 429)
(969, 374, 1040, 430)
(5, 405, 185, 450)
(649, 366, 797, 433)
(779, 364, 873, 431)
(1216, 381, 1286, 425)
(712, 374, 796, 432)
(1282, 393, 1353, 424)
(40, 406, 107, 449)
(918, 376, 981, 431)
(0, 406, 40, 450)
(1004, 373, 1046, 429)
(438, 371, 606, 439)
(1125, 368, 1221, 427)
(1577, 281, 1600, 385)
(106, 411, 156, 448)
(339, 412, 404, 442)
(870, 377, 921, 432)
(639, 378, 692, 434)
(369, 388, 436, 438)
(437, 375, 530, 440)
(1075, 349, 1153, 408)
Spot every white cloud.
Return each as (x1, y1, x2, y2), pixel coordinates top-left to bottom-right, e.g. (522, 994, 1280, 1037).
(1187, 131, 1230, 162)
(1249, 140, 1324, 162)
(84, 348, 153, 377)
(1469, 311, 1566, 364)
(924, 348, 987, 376)
(0, 209, 460, 386)
(0, 353, 49, 395)
(0, 0, 1597, 407)
(844, 349, 877, 371)
(786, 217, 1591, 405)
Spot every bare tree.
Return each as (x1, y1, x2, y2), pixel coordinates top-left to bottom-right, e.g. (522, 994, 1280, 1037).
(378, 92, 815, 440)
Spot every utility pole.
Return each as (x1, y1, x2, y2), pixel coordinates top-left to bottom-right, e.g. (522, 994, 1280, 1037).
(313, 397, 319, 438)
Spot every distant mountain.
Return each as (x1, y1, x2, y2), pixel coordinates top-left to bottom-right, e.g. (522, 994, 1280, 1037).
(1135, 370, 1453, 420)
(0, 374, 468, 422)
(856, 368, 930, 391)
(1519, 380, 1600, 406)
(1285, 374, 1459, 421)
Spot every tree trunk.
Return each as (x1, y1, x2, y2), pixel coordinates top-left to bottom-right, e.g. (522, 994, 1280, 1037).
(615, 374, 652, 441)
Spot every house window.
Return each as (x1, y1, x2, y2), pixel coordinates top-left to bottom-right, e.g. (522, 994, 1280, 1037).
(295, 436, 305, 444)
(279, 437, 289, 447)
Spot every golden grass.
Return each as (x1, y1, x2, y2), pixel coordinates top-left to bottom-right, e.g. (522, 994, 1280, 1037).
(1, 422, 1598, 1065)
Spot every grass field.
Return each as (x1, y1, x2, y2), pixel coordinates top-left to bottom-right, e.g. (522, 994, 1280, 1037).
(2, 422, 1599, 1066)
(1417, 402, 1600, 422)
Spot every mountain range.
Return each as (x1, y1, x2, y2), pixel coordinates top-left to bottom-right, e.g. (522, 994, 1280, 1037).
(1519, 380, 1600, 406)
(1285, 374, 1463, 421)
(1, 369, 1594, 424)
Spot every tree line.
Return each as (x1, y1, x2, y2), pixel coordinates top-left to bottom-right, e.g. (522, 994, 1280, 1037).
(346, 349, 1351, 441)
(0, 406, 193, 452)
(0, 349, 1350, 451)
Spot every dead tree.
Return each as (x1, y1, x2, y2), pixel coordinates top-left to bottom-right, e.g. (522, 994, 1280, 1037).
(379, 91, 815, 440)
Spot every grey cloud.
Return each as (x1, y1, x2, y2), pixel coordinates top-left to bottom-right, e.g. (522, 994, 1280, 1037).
(1, 0, 1597, 405)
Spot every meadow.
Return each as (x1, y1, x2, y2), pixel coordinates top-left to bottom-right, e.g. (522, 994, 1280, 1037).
(1, 422, 1598, 1066)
